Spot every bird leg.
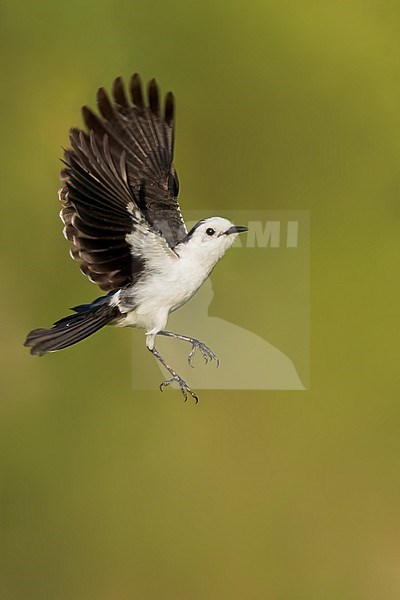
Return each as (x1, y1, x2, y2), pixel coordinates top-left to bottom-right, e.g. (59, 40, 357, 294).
(158, 331, 220, 368)
(147, 346, 199, 403)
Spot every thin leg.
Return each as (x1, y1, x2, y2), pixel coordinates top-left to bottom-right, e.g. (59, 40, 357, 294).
(158, 331, 220, 368)
(148, 346, 199, 404)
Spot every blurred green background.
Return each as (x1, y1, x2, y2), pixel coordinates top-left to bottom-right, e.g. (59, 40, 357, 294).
(1, 0, 400, 598)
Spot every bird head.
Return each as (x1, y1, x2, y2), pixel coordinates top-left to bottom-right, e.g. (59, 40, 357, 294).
(177, 217, 248, 263)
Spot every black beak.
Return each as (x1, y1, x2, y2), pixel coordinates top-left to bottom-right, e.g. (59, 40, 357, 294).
(224, 225, 248, 235)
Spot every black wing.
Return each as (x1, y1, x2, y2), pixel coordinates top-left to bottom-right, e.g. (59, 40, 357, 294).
(60, 73, 186, 292)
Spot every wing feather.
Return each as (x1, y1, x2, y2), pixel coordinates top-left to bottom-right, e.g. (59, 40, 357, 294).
(60, 73, 186, 291)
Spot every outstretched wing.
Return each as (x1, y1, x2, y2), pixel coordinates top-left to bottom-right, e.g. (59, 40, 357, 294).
(60, 73, 187, 291)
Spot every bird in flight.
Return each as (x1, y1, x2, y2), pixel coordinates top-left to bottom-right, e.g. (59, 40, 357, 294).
(24, 73, 248, 401)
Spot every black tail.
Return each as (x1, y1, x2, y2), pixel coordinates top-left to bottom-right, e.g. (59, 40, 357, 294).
(24, 301, 120, 356)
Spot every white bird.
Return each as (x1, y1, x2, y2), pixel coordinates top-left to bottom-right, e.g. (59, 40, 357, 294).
(24, 73, 248, 401)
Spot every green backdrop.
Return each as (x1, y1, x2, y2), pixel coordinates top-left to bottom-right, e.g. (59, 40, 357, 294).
(1, 1, 399, 598)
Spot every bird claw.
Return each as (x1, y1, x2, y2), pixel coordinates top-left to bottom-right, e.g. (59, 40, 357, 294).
(159, 374, 199, 404)
(187, 341, 220, 368)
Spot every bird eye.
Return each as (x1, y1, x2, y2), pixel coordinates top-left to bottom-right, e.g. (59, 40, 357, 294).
(206, 228, 215, 236)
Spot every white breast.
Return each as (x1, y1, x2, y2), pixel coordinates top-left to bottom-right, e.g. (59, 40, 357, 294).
(117, 226, 233, 333)
(117, 245, 214, 332)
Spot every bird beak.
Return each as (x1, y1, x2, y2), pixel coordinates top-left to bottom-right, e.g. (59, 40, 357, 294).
(224, 225, 248, 235)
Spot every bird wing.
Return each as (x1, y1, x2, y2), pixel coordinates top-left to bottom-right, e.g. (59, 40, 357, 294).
(60, 74, 186, 292)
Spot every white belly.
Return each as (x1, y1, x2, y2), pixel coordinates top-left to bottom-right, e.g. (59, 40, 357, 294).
(116, 254, 212, 333)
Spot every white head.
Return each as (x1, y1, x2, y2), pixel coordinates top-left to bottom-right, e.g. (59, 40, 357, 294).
(176, 216, 247, 265)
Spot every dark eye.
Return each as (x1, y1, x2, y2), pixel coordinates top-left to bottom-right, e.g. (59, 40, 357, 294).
(206, 228, 215, 236)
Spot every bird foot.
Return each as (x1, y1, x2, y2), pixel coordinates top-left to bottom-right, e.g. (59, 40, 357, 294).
(188, 340, 220, 368)
(159, 374, 199, 404)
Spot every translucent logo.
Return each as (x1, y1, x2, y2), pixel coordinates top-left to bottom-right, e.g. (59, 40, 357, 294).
(131, 210, 309, 391)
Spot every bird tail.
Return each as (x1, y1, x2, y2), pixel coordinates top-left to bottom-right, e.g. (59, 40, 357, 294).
(24, 299, 120, 356)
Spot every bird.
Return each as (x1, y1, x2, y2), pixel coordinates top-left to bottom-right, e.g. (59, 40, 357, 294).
(24, 73, 248, 402)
